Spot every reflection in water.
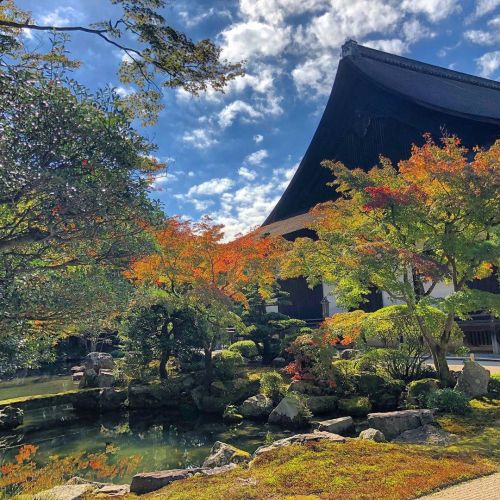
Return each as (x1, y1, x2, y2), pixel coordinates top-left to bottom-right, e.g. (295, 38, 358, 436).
(0, 406, 288, 483)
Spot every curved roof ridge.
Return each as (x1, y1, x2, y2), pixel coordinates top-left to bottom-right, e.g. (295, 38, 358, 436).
(342, 40, 500, 92)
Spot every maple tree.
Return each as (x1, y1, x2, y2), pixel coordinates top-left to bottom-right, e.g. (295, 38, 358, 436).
(124, 217, 285, 384)
(282, 136, 500, 385)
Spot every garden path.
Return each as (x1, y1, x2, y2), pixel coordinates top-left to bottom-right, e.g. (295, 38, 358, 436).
(418, 472, 500, 499)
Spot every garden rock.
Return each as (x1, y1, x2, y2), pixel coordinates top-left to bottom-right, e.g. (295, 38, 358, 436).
(355, 373, 403, 411)
(202, 441, 250, 468)
(454, 360, 490, 398)
(268, 396, 311, 428)
(340, 349, 358, 360)
(407, 378, 440, 407)
(72, 371, 84, 383)
(254, 431, 345, 456)
(288, 380, 322, 395)
(359, 428, 386, 442)
(316, 416, 354, 435)
(338, 396, 372, 417)
(34, 484, 96, 500)
(97, 369, 115, 388)
(0, 406, 23, 431)
(78, 368, 98, 389)
(222, 405, 243, 424)
(85, 352, 115, 372)
(305, 395, 337, 415)
(367, 409, 434, 440)
(393, 424, 453, 445)
(199, 463, 237, 476)
(128, 384, 180, 409)
(66, 477, 129, 497)
(72, 388, 125, 412)
(130, 468, 203, 494)
(239, 394, 274, 420)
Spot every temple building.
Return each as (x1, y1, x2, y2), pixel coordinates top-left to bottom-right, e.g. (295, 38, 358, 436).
(261, 40, 500, 353)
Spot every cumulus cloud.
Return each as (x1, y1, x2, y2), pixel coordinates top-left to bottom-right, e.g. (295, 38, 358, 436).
(220, 21, 292, 62)
(401, 0, 461, 22)
(364, 38, 408, 54)
(464, 17, 500, 45)
(292, 52, 338, 96)
(187, 177, 234, 197)
(218, 100, 262, 128)
(476, 50, 500, 77)
(253, 134, 264, 143)
(469, 0, 500, 21)
(40, 6, 82, 26)
(182, 128, 218, 149)
(238, 166, 258, 180)
(245, 149, 269, 165)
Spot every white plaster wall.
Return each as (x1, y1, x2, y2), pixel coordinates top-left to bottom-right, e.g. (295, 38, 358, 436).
(322, 282, 345, 315)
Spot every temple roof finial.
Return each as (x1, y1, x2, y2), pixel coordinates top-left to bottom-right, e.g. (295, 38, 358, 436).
(341, 39, 359, 58)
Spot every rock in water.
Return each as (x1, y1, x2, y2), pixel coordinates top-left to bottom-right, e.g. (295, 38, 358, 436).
(202, 441, 250, 468)
(359, 428, 386, 442)
(0, 406, 23, 430)
(316, 416, 354, 435)
(367, 409, 434, 440)
(268, 395, 311, 429)
(392, 424, 453, 445)
(239, 394, 274, 420)
(455, 360, 490, 398)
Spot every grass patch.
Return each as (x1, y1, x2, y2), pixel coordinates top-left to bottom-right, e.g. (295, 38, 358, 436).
(438, 396, 500, 461)
(147, 440, 496, 500)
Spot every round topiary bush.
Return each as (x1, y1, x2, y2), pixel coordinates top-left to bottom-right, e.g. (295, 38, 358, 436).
(260, 370, 286, 402)
(228, 340, 259, 359)
(406, 378, 440, 408)
(213, 350, 244, 380)
(426, 388, 470, 415)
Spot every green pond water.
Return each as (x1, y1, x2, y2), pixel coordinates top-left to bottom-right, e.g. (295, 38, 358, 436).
(0, 376, 289, 483)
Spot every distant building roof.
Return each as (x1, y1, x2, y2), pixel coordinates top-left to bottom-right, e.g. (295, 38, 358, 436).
(263, 40, 500, 228)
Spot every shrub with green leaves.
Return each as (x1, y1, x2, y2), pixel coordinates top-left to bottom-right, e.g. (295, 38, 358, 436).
(260, 371, 286, 402)
(426, 388, 470, 415)
(213, 350, 244, 380)
(228, 340, 259, 359)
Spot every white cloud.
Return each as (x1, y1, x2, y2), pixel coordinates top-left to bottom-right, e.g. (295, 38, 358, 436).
(402, 19, 435, 44)
(402, 0, 461, 22)
(464, 17, 500, 45)
(470, 0, 500, 20)
(40, 7, 82, 26)
(238, 166, 258, 180)
(253, 134, 264, 143)
(220, 21, 292, 62)
(364, 38, 408, 54)
(292, 52, 338, 96)
(187, 178, 234, 197)
(476, 50, 500, 77)
(182, 128, 218, 149)
(218, 100, 262, 128)
(115, 86, 135, 97)
(240, 0, 330, 23)
(178, 7, 232, 28)
(245, 149, 269, 165)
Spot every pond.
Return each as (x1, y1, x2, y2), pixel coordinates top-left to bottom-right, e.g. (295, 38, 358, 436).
(0, 375, 76, 401)
(0, 405, 289, 483)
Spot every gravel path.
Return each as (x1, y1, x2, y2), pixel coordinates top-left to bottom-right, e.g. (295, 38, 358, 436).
(418, 472, 500, 499)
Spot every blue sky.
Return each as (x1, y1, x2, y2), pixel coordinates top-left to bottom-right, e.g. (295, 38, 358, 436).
(20, 0, 500, 239)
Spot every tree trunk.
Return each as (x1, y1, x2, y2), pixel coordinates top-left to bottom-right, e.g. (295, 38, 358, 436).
(204, 346, 213, 393)
(429, 342, 453, 387)
(159, 350, 169, 380)
(262, 339, 273, 366)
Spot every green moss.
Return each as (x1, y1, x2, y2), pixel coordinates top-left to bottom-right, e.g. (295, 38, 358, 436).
(338, 396, 372, 416)
(407, 378, 440, 407)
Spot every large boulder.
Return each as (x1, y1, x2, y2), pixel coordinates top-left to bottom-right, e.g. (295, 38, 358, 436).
(338, 396, 372, 417)
(33, 484, 96, 499)
(97, 369, 115, 388)
(305, 395, 337, 415)
(79, 368, 98, 389)
(85, 352, 115, 372)
(191, 386, 226, 414)
(72, 388, 126, 413)
(359, 428, 386, 442)
(392, 424, 454, 445)
(455, 360, 490, 398)
(268, 395, 311, 429)
(130, 468, 203, 495)
(316, 416, 354, 435)
(202, 441, 250, 468)
(66, 477, 129, 497)
(239, 394, 274, 420)
(254, 431, 345, 456)
(271, 357, 287, 368)
(128, 383, 181, 410)
(0, 406, 23, 431)
(367, 409, 434, 440)
(407, 378, 440, 407)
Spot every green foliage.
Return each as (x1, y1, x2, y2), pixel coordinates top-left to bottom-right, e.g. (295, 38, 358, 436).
(229, 340, 259, 359)
(259, 371, 286, 402)
(213, 350, 244, 380)
(427, 389, 471, 415)
(407, 378, 440, 408)
(331, 360, 358, 394)
(285, 391, 313, 420)
(488, 374, 500, 397)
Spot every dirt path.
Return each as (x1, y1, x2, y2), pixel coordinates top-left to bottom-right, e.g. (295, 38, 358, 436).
(418, 472, 500, 499)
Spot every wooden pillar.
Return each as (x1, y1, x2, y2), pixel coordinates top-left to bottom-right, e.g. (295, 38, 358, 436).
(491, 317, 499, 355)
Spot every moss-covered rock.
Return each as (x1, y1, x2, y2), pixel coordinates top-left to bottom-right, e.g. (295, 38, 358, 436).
(407, 378, 440, 407)
(268, 395, 312, 429)
(338, 396, 372, 417)
(305, 395, 338, 415)
(354, 373, 404, 411)
(202, 441, 250, 468)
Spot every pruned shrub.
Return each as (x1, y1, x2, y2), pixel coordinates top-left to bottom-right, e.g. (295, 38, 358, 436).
(228, 340, 259, 359)
(406, 378, 440, 408)
(213, 350, 244, 380)
(260, 370, 286, 402)
(488, 374, 500, 397)
(426, 388, 470, 415)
